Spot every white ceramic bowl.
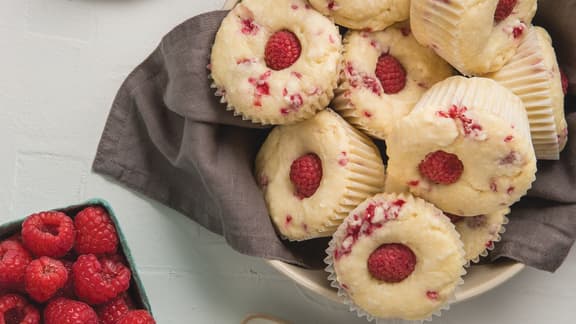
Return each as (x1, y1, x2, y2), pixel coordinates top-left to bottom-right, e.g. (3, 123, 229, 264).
(222, 0, 525, 304)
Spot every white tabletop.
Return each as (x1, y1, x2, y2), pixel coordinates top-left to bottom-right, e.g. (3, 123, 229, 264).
(1, 1, 575, 323)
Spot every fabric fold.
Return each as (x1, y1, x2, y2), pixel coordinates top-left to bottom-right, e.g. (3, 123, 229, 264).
(94, 4, 576, 272)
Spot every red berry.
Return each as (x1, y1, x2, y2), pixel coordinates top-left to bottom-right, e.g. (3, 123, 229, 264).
(117, 310, 156, 324)
(58, 260, 76, 299)
(0, 240, 32, 289)
(0, 294, 40, 324)
(419, 150, 464, 185)
(494, 0, 517, 23)
(24, 256, 68, 303)
(44, 298, 98, 324)
(97, 294, 133, 324)
(289, 153, 323, 198)
(73, 254, 131, 305)
(375, 54, 407, 94)
(561, 69, 569, 95)
(265, 30, 301, 71)
(74, 206, 119, 255)
(367, 244, 417, 283)
(21, 211, 75, 258)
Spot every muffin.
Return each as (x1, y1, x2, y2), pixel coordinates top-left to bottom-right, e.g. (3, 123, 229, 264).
(485, 26, 568, 159)
(210, 0, 342, 125)
(385, 76, 537, 216)
(333, 22, 454, 140)
(410, 0, 537, 75)
(308, 0, 410, 31)
(326, 193, 466, 320)
(255, 109, 385, 241)
(447, 209, 509, 263)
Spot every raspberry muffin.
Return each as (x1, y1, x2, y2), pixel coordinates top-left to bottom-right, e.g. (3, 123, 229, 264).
(326, 193, 466, 320)
(410, 0, 537, 75)
(210, 0, 342, 125)
(485, 26, 568, 159)
(333, 23, 454, 140)
(308, 0, 410, 31)
(385, 76, 537, 216)
(447, 209, 508, 263)
(255, 109, 385, 241)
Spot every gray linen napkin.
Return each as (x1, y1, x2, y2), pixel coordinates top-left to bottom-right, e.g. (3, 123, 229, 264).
(93, 4, 576, 272)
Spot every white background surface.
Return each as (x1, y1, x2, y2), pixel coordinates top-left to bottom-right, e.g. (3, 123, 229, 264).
(0, 1, 575, 323)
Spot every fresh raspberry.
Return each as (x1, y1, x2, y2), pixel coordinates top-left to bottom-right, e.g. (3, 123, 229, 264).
(419, 150, 464, 185)
(24, 256, 68, 303)
(97, 294, 133, 324)
(73, 254, 131, 304)
(494, 0, 517, 23)
(117, 310, 156, 324)
(0, 240, 32, 289)
(0, 294, 40, 324)
(375, 54, 407, 94)
(367, 244, 416, 283)
(289, 153, 323, 198)
(44, 298, 98, 324)
(74, 206, 119, 255)
(264, 30, 301, 71)
(21, 211, 75, 258)
(561, 69, 569, 95)
(58, 260, 76, 299)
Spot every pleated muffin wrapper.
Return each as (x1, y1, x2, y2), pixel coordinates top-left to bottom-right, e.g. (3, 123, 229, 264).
(324, 193, 467, 322)
(452, 211, 510, 266)
(333, 23, 455, 141)
(485, 26, 567, 160)
(209, 0, 343, 125)
(255, 109, 386, 241)
(410, 0, 537, 76)
(386, 76, 538, 217)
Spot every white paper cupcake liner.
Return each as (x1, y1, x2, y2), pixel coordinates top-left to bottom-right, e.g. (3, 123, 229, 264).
(486, 26, 565, 160)
(457, 213, 509, 266)
(324, 193, 467, 322)
(208, 0, 343, 125)
(411, 0, 536, 75)
(411, 76, 537, 212)
(255, 109, 385, 241)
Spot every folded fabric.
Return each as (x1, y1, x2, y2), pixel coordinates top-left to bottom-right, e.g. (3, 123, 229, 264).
(93, 2, 576, 272)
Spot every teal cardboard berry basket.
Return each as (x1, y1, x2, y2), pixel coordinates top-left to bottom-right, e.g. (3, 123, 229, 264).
(0, 198, 152, 314)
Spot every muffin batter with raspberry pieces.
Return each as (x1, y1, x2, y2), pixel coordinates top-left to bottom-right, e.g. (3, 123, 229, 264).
(210, 0, 342, 125)
(308, 0, 410, 31)
(326, 193, 465, 320)
(255, 109, 385, 241)
(333, 22, 453, 140)
(385, 76, 537, 216)
(410, 0, 537, 75)
(447, 208, 508, 263)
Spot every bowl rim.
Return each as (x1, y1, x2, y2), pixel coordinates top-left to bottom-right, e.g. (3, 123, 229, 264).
(266, 259, 525, 304)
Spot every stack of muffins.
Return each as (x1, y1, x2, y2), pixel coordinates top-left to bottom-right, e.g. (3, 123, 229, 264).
(210, 0, 568, 321)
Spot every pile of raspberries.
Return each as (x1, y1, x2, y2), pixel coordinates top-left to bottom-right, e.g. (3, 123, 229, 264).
(0, 206, 155, 324)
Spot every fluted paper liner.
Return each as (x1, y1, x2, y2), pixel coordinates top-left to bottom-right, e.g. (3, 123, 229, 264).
(454, 212, 510, 265)
(486, 26, 566, 160)
(324, 193, 467, 321)
(255, 109, 385, 241)
(410, 0, 537, 75)
(209, 0, 343, 125)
